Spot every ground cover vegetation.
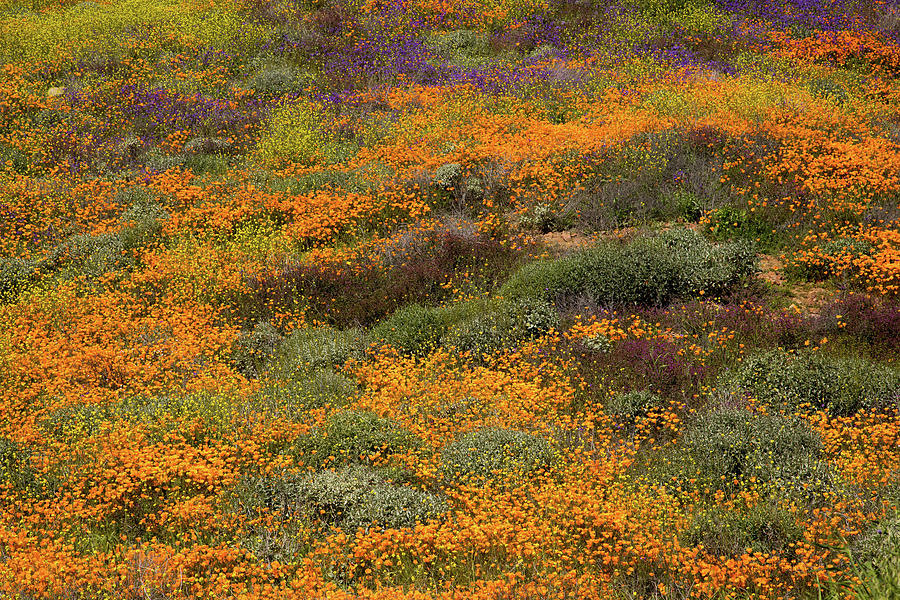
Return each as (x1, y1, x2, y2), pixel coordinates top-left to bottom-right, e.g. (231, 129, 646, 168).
(0, 0, 899, 598)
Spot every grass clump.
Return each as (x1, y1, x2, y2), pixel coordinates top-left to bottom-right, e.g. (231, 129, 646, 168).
(848, 511, 900, 599)
(500, 227, 755, 308)
(440, 427, 555, 487)
(254, 369, 360, 418)
(0, 436, 38, 494)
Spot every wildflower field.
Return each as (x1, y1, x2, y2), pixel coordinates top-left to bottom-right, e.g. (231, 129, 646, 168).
(1, 0, 900, 598)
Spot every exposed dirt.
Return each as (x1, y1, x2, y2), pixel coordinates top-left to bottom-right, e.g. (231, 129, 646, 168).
(758, 254, 785, 286)
(757, 253, 832, 316)
(540, 230, 597, 256)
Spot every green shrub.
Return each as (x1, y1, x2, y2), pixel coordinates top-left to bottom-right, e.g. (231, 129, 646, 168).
(298, 410, 418, 469)
(243, 465, 447, 532)
(726, 350, 900, 415)
(298, 465, 447, 531)
(605, 390, 664, 419)
(372, 297, 558, 360)
(275, 326, 368, 374)
(442, 296, 559, 359)
(256, 368, 359, 417)
(684, 502, 803, 558)
(500, 228, 755, 308)
(54, 232, 132, 277)
(440, 427, 555, 486)
(0, 257, 38, 304)
(371, 303, 447, 357)
(672, 189, 703, 222)
(233, 321, 283, 379)
(0, 436, 37, 493)
(682, 408, 836, 504)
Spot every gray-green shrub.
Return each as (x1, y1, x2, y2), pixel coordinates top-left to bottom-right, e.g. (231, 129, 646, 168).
(725, 350, 900, 415)
(372, 296, 559, 360)
(241, 465, 447, 532)
(500, 228, 755, 308)
(684, 503, 803, 558)
(682, 407, 836, 504)
(440, 427, 555, 486)
(298, 410, 418, 469)
(233, 321, 283, 378)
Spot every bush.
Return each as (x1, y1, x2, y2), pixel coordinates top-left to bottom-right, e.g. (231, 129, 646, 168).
(682, 407, 836, 504)
(298, 465, 447, 531)
(275, 326, 368, 373)
(255, 368, 359, 417)
(232, 321, 283, 379)
(298, 410, 418, 469)
(0, 257, 38, 304)
(372, 296, 559, 360)
(684, 503, 803, 558)
(605, 390, 664, 419)
(243, 465, 448, 532)
(53, 232, 132, 277)
(726, 350, 900, 415)
(0, 437, 37, 493)
(441, 296, 559, 359)
(500, 228, 755, 308)
(370, 303, 447, 357)
(440, 427, 555, 486)
(118, 199, 168, 250)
